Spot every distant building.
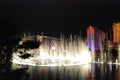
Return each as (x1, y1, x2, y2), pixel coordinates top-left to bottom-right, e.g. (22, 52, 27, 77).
(113, 22, 120, 44)
(87, 26, 105, 52)
(20, 34, 59, 42)
(19, 34, 60, 48)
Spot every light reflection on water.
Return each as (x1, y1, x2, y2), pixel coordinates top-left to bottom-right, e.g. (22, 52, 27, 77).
(27, 64, 91, 80)
(2, 63, 120, 80)
(11, 64, 91, 80)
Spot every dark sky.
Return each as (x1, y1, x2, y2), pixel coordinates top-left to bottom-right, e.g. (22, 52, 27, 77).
(0, 0, 120, 38)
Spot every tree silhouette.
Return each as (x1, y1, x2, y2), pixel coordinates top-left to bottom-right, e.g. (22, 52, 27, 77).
(0, 20, 18, 63)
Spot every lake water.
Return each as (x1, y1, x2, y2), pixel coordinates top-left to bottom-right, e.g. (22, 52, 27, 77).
(1, 63, 118, 80)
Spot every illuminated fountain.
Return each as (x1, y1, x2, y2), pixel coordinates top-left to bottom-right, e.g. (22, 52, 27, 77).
(11, 34, 92, 66)
(11, 34, 120, 66)
(114, 45, 120, 65)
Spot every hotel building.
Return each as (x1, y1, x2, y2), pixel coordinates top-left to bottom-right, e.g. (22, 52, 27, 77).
(87, 26, 105, 53)
(113, 22, 120, 44)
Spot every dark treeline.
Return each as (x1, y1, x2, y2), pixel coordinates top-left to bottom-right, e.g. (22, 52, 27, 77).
(0, 20, 19, 65)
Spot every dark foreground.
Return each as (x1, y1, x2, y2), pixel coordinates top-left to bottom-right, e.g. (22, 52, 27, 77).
(0, 61, 120, 80)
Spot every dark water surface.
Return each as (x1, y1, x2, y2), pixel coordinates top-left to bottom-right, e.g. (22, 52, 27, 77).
(0, 63, 120, 80)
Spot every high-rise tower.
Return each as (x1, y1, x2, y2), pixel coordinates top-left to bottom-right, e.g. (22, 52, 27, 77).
(87, 26, 105, 52)
(113, 22, 120, 44)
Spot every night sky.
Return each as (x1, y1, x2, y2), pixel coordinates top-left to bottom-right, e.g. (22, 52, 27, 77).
(0, 0, 120, 38)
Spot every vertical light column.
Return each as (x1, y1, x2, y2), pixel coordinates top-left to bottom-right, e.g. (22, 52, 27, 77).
(118, 45, 120, 63)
